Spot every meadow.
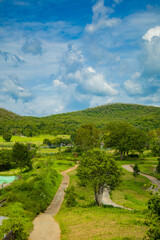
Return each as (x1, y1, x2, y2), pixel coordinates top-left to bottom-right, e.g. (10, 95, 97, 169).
(55, 155, 160, 240)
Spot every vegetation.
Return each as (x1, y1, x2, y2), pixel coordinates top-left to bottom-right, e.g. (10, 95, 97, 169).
(133, 163, 140, 177)
(56, 168, 150, 240)
(74, 124, 100, 151)
(77, 149, 122, 206)
(1, 103, 160, 136)
(2, 132, 12, 142)
(0, 165, 62, 239)
(144, 193, 160, 240)
(104, 121, 148, 159)
(12, 142, 33, 173)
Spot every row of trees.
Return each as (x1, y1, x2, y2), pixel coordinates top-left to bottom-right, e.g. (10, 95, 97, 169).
(72, 122, 149, 159)
(43, 138, 72, 147)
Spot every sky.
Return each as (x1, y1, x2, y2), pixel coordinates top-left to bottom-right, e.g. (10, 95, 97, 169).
(1, 0, 160, 116)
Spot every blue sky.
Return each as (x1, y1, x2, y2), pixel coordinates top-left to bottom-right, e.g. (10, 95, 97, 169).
(1, 0, 160, 116)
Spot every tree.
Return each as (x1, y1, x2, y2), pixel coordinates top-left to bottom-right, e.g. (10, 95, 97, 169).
(133, 163, 140, 177)
(77, 149, 122, 206)
(74, 124, 100, 152)
(12, 142, 32, 173)
(104, 121, 148, 159)
(3, 132, 12, 142)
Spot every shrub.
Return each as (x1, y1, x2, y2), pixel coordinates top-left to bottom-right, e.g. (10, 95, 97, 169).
(65, 186, 77, 207)
(133, 163, 140, 177)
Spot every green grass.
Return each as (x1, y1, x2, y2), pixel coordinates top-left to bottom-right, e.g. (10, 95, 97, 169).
(0, 134, 70, 148)
(56, 169, 149, 240)
(111, 169, 151, 210)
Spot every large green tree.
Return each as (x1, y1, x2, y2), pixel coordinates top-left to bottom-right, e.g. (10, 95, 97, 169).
(74, 124, 100, 151)
(77, 149, 122, 206)
(104, 121, 148, 159)
(12, 142, 32, 173)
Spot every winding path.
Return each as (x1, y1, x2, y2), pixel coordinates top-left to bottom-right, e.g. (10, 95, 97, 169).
(122, 165, 160, 193)
(28, 165, 78, 240)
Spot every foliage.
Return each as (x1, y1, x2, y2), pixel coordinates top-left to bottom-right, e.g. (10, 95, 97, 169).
(0, 167, 62, 239)
(77, 149, 122, 205)
(74, 124, 100, 151)
(156, 158, 160, 173)
(65, 185, 77, 207)
(3, 132, 12, 142)
(1, 103, 160, 136)
(133, 163, 140, 177)
(144, 193, 160, 240)
(104, 121, 148, 159)
(12, 142, 32, 172)
(0, 149, 13, 171)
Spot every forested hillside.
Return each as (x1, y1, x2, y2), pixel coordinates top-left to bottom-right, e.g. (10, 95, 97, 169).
(0, 103, 160, 136)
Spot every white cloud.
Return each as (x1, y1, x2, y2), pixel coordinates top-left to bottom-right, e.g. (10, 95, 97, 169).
(85, 0, 121, 33)
(143, 26, 160, 42)
(68, 66, 117, 96)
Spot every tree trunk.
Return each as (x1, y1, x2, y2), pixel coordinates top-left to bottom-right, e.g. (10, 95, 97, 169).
(94, 186, 104, 206)
(120, 150, 123, 160)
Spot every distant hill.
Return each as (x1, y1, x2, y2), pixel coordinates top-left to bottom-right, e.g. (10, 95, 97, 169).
(0, 103, 160, 135)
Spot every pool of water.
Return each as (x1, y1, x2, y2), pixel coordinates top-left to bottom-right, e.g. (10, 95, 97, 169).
(0, 176, 16, 184)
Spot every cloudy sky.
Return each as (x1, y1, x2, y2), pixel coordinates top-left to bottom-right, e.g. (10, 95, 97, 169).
(1, 0, 160, 116)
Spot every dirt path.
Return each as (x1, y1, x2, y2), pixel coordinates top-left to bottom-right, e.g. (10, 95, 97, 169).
(102, 187, 132, 210)
(122, 165, 160, 193)
(28, 165, 78, 240)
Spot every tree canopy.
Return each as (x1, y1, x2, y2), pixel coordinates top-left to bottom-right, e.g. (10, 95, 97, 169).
(74, 124, 100, 151)
(104, 121, 148, 159)
(12, 142, 32, 173)
(77, 149, 122, 205)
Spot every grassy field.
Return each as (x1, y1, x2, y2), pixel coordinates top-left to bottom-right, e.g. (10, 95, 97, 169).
(0, 134, 70, 148)
(56, 169, 150, 240)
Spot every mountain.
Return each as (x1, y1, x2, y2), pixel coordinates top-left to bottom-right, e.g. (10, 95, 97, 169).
(0, 103, 160, 135)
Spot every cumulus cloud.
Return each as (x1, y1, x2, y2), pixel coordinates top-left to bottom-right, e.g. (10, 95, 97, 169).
(85, 0, 121, 33)
(58, 45, 118, 97)
(21, 39, 43, 55)
(68, 67, 117, 96)
(142, 26, 160, 77)
(143, 26, 160, 42)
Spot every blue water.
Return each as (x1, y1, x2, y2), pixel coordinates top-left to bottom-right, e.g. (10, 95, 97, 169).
(0, 176, 16, 184)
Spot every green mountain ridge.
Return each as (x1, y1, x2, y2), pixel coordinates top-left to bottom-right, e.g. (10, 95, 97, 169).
(0, 103, 160, 135)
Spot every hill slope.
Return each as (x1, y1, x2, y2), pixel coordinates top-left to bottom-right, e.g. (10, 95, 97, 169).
(0, 103, 160, 135)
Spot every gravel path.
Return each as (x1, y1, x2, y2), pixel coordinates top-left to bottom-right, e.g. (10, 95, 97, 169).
(28, 165, 78, 240)
(122, 165, 160, 193)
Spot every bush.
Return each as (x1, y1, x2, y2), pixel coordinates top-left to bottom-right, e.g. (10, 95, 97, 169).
(133, 163, 140, 177)
(144, 194, 160, 240)
(65, 186, 77, 207)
